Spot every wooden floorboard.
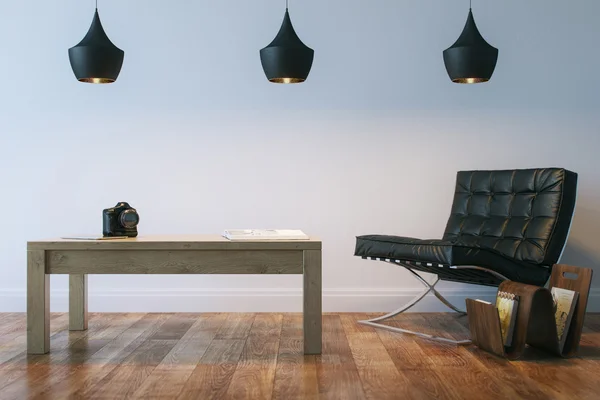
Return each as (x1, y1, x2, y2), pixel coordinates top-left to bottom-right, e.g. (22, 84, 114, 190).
(177, 314, 250, 399)
(272, 314, 319, 400)
(42, 313, 172, 399)
(224, 314, 282, 399)
(131, 313, 226, 399)
(0, 312, 598, 399)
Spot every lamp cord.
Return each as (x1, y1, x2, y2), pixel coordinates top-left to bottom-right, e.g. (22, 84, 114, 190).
(96, 0, 98, 10)
(286, 0, 288, 10)
(470, 0, 472, 9)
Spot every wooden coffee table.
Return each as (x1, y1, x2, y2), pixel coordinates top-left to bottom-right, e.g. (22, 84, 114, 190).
(27, 235, 322, 355)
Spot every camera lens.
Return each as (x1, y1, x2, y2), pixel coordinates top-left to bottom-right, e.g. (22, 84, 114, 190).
(119, 209, 139, 228)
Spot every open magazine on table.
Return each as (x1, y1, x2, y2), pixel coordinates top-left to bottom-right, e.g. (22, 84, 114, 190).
(222, 229, 309, 241)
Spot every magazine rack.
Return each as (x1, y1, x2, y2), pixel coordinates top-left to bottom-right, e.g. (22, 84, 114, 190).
(466, 264, 593, 360)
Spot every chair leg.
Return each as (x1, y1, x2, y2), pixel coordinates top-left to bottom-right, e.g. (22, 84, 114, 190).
(358, 266, 471, 345)
(432, 290, 466, 314)
(406, 268, 467, 314)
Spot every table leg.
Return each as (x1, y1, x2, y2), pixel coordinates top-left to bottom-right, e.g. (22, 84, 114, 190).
(303, 249, 322, 355)
(27, 250, 50, 354)
(69, 274, 88, 330)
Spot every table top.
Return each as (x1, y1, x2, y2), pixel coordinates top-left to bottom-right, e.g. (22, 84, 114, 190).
(28, 234, 321, 251)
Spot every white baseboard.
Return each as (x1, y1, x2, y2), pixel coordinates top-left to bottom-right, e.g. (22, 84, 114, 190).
(1, 288, 599, 313)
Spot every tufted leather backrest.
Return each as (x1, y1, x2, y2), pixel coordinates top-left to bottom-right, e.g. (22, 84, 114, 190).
(443, 168, 577, 267)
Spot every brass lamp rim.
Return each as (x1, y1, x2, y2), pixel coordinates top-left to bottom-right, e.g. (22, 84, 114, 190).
(269, 77, 306, 84)
(78, 77, 116, 84)
(452, 77, 490, 84)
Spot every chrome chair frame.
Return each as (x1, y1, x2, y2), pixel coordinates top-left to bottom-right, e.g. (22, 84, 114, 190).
(358, 258, 508, 345)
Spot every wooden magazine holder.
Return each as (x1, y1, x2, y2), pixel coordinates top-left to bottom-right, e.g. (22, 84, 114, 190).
(466, 264, 593, 360)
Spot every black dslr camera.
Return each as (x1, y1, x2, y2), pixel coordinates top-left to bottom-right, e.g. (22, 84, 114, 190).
(103, 202, 140, 237)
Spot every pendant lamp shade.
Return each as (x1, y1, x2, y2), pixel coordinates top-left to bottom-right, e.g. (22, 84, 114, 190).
(68, 9, 124, 84)
(260, 9, 314, 84)
(443, 9, 498, 84)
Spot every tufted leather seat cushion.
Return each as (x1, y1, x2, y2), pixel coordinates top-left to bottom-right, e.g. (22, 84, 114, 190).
(355, 168, 578, 286)
(356, 236, 454, 265)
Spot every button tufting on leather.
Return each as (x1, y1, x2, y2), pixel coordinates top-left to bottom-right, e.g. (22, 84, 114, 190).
(443, 168, 578, 266)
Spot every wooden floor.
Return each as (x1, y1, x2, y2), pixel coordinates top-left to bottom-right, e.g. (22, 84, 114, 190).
(1, 313, 599, 399)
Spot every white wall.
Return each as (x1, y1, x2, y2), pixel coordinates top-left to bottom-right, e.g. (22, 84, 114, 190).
(1, 0, 599, 312)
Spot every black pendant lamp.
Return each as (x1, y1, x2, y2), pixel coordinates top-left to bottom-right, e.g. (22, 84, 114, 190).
(443, 1, 498, 84)
(260, 0, 314, 84)
(68, 1, 124, 84)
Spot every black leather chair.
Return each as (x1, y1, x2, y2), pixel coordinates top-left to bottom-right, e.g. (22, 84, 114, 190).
(354, 168, 577, 343)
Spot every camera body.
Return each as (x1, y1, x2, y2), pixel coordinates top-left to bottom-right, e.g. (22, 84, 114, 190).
(103, 202, 140, 237)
